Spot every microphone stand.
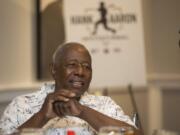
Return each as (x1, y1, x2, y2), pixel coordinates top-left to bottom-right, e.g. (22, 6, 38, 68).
(128, 84, 144, 135)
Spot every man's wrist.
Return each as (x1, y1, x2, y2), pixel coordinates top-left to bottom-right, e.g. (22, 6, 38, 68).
(78, 105, 87, 119)
(37, 109, 50, 126)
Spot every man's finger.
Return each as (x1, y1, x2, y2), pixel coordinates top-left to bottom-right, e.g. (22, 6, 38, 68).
(54, 90, 76, 98)
(54, 95, 70, 102)
(53, 101, 63, 117)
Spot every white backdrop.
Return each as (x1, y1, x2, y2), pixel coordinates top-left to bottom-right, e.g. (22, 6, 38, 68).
(64, 0, 146, 88)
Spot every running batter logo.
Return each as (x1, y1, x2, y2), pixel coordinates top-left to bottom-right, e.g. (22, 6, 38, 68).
(69, 1, 138, 54)
(92, 2, 116, 35)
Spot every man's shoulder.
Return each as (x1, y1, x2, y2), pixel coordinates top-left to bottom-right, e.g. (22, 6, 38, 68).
(11, 90, 40, 106)
(15, 83, 54, 99)
(11, 83, 54, 106)
(86, 92, 111, 99)
(81, 92, 113, 103)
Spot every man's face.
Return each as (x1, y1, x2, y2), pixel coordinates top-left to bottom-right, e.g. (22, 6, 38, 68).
(54, 46, 92, 98)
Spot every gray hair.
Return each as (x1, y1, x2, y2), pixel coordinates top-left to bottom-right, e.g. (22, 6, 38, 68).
(52, 42, 91, 65)
(52, 43, 66, 65)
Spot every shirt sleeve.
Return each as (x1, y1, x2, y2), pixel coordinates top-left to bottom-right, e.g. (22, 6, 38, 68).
(102, 97, 136, 127)
(0, 96, 32, 134)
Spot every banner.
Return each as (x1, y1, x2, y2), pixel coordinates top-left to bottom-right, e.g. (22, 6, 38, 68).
(64, 0, 146, 88)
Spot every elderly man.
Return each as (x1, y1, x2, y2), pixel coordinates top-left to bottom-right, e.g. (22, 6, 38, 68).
(0, 42, 139, 135)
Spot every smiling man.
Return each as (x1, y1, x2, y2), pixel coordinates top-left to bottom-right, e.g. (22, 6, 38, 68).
(0, 42, 139, 135)
(52, 43, 92, 99)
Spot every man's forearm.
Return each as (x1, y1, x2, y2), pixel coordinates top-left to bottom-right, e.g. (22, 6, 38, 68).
(79, 105, 140, 134)
(18, 111, 49, 130)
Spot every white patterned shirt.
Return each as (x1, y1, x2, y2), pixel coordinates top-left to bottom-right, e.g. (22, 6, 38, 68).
(0, 83, 135, 135)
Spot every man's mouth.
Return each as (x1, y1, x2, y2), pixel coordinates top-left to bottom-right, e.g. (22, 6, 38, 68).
(69, 80, 85, 89)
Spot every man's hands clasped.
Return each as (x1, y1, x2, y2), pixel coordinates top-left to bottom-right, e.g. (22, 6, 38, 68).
(40, 90, 84, 121)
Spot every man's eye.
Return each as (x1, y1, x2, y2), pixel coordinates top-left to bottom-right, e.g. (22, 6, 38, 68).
(66, 63, 77, 67)
(82, 64, 91, 70)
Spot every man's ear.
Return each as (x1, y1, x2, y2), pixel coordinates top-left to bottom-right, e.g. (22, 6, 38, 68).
(50, 63, 56, 79)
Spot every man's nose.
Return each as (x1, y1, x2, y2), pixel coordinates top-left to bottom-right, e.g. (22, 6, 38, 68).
(74, 64, 84, 76)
